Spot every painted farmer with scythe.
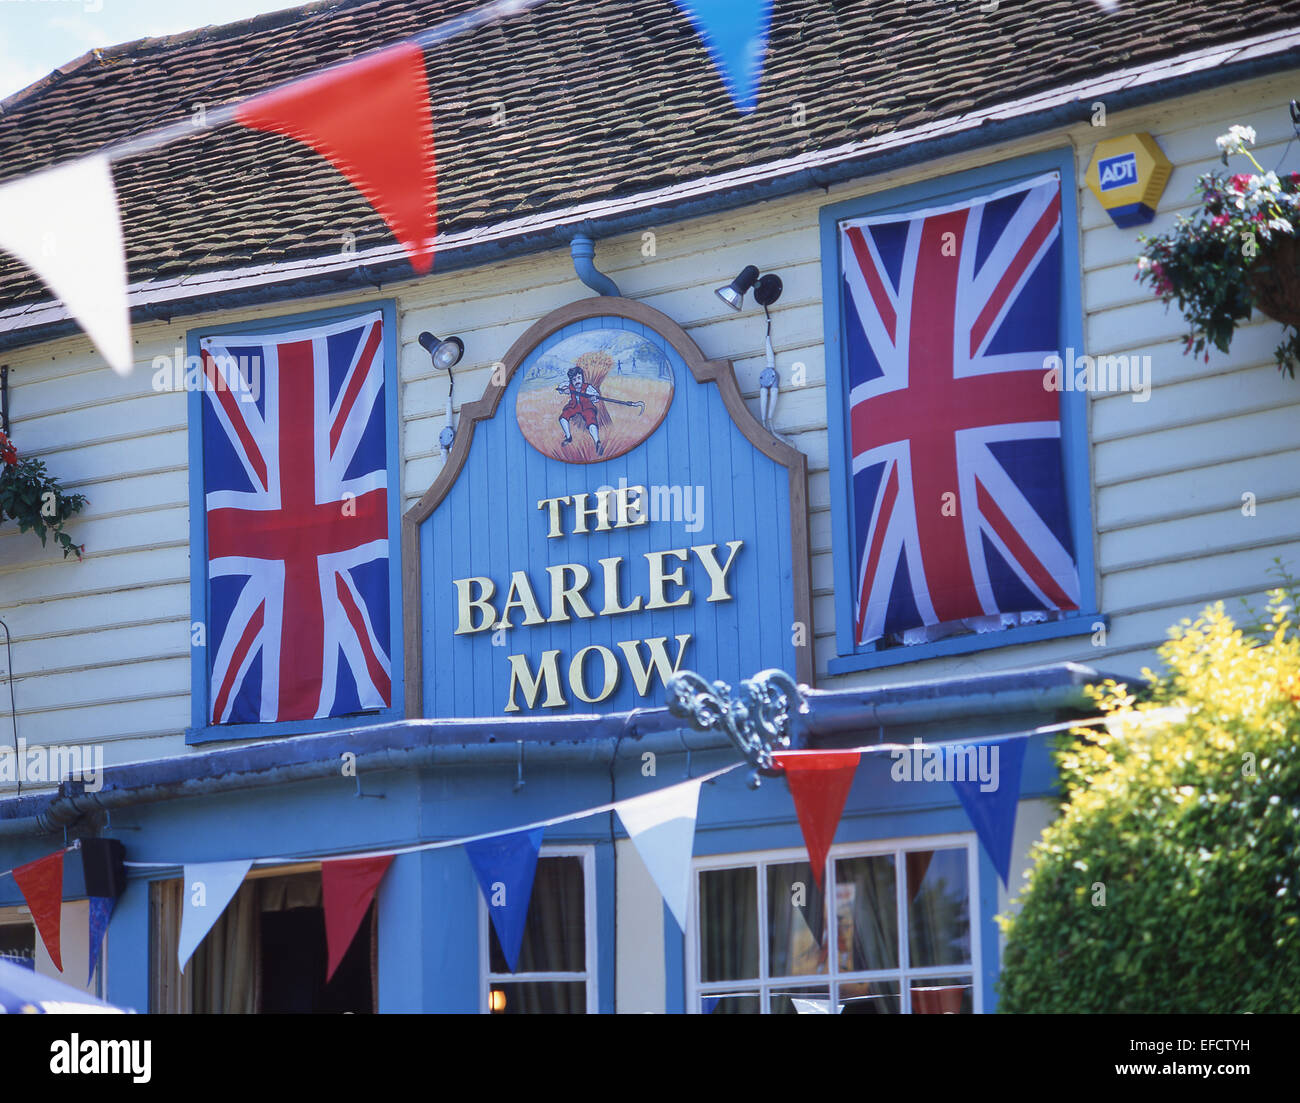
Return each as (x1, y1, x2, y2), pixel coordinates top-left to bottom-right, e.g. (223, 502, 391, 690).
(556, 350, 644, 457)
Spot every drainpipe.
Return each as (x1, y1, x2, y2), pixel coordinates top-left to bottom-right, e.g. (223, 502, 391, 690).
(570, 234, 620, 297)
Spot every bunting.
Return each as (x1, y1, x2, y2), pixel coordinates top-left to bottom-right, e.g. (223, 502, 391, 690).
(0, 156, 132, 374)
(235, 42, 438, 274)
(671, 0, 772, 113)
(773, 751, 860, 887)
(86, 896, 116, 985)
(177, 859, 253, 974)
(321, 855, 393, 982)
(12, 850, 64, 973)
(464, 827, 544, 973)
(949, 735, 1027, 886)
(615, 776, 703, 931)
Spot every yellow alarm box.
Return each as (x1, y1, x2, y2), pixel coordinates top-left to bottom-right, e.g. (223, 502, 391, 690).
(1086, 133, 1173, 228)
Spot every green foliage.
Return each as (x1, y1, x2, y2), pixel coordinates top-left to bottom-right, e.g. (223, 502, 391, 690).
(0, 433, 87, 560)
(997, 592, 1300, 1012)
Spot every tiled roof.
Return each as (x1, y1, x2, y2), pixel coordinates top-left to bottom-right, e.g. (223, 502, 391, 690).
(0, 0, 1297, 308)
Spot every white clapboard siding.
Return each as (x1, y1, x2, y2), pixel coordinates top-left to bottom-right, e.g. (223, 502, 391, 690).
(1, 70, 1298, 780)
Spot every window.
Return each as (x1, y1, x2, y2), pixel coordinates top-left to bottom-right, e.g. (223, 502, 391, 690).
(819, 148, 1099, 674)
(689, 838, 981, 1014)
(185, 301, 404, 744)
(481, 849, 595, 1014)
(0, 906, 35, 970)
(150, 867, 376, 1013)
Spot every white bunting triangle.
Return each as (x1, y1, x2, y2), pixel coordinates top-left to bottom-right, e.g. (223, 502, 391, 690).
(615, 776, 703, 932)
(0, 155, 132, 374)
(177, 859, 253, 974)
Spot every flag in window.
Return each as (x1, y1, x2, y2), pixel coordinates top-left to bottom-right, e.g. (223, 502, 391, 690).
(202, 310, 391, 723)
(840, 173, 1080, 646)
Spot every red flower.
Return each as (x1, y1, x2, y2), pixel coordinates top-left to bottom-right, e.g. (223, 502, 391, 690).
(1211, 214, 1230, 228)
(1229, 173, 1253, 192)
(0, 431, 16, 466)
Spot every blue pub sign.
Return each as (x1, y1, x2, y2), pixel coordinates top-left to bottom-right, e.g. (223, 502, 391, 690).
(404, 297, 814, 718)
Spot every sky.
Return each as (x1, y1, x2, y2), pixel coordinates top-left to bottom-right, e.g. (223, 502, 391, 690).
(0, 0, 305, 100)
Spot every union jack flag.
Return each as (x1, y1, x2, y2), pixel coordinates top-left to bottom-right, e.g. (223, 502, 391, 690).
(201, 310, 392, 724)
(840, 172, 1080, 646)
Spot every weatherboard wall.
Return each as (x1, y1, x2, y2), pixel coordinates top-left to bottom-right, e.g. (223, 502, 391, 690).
(0, 72, 1297, 775)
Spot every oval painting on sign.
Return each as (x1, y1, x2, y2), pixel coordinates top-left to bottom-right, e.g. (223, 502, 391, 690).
(515, 329, 674, 463)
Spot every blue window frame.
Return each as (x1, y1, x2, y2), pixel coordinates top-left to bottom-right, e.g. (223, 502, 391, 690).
(185, 299, 404, 743)
(819, 148, 1100, 675)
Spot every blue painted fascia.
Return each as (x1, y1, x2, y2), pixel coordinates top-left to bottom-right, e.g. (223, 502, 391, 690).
(0, 660, 1110, 837)
(185, 299, 405, 744)
(819, 144, 1101, 672)
(0, 45, 1294, 356)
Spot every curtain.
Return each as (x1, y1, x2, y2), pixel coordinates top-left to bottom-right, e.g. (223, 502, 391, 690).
(698, 865, 758, 988)
(837, 854, 897, 972)
(150, 879, 189, 1014)
(906, 848, 969, 969)
(190, 880, 259, 1013)
(766, 861, 825, 978)
(495, 857, 586, 1013)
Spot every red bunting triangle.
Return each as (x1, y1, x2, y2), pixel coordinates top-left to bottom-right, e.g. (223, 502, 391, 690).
(321, 855, 393, 982)
(773, 752, 860, 887)
(236, 42, 438, 273)
(13, 850, 64, 972)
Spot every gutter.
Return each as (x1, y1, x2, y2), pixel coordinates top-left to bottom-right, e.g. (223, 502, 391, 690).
(0, 663, 1105, 838)
(0, 29, 1297, 353)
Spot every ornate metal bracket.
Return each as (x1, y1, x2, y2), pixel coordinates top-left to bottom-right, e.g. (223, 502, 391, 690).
(666, 668, 807, 789)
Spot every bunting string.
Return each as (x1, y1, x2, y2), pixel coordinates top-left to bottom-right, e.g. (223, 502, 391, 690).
(118, 762, 741, 871)
(79, 0, 552, 170)
(0, 712, 1113, 880)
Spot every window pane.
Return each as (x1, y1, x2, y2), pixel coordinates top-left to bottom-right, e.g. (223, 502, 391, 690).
(905, 848, 970, 968)
(839, 979, 900, 1015)
(489, 982, 586, 1014)
(910, 976, 974, 1014)
(0, 923, 35, 970)
(769, 986, 832, 1015)
(766, 861, 827, 978)
(488, 856, 585, 974)
(834, 853, 898, 971)
(700, 993, 761, 1014)
(699, 866, 758, 982)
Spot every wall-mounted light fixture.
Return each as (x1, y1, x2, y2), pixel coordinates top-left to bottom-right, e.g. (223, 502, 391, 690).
(714, 265, 783, 312)
(419, 331, 465, 463)
(715, 266, 784, 433)
(418, 331, 464, 371)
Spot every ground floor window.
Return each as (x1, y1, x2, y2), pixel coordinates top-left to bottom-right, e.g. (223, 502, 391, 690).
(689, 836, 980, 1014)
(0, 906, 36, 969)
(481, 848, 595, 1014)
(150, 865, 375, 1013)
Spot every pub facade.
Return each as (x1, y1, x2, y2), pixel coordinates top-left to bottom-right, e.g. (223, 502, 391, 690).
(1, 1, 1298, 1013)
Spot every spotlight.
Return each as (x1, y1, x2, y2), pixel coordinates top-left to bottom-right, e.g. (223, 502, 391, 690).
(715, 265, 760, 311)
(418, 331, 464, 371)
(715, 265, 783, 311)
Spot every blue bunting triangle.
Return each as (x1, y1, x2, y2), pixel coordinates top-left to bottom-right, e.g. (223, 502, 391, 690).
(86, 896, 116, 985)
(672, 0, 772, 113)
(949, 736, 1026, 887)
(464, 827, 544, 973)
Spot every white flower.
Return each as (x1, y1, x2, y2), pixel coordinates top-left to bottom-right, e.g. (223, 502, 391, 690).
(1215, 124, 1258, 156)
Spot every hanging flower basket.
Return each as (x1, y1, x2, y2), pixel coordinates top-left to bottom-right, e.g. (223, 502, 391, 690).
(1250, 234, 1300, 330)
(1137, 126, 1300, 378)
(0, 428, 88, 559)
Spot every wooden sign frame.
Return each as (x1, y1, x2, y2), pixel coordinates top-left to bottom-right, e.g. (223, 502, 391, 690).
(402, 296, 813, 718)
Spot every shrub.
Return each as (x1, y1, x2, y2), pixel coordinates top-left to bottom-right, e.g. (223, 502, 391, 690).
(997, 593, 1300, 1012)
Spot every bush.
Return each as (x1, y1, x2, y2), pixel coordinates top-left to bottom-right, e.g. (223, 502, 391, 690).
(997, 593, 1300, 1012)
